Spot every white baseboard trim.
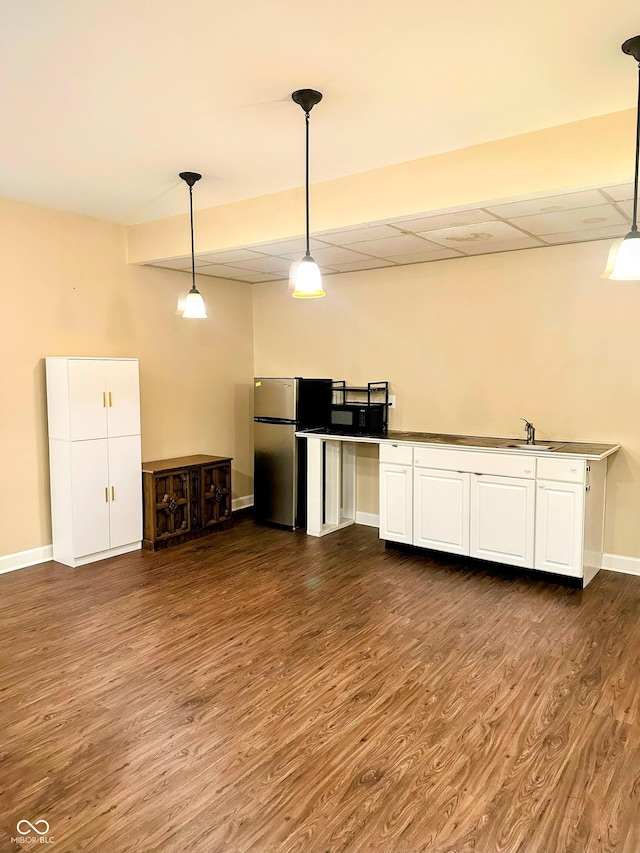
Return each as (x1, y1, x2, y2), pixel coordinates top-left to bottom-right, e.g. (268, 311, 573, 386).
(2, 536, 637, 581)
(356, 511, 380, 528)
(0, 545, 53, 575)
(233, 494, 254, 512)
(1, 499, 256, 576)
(602, 552, 640, 576)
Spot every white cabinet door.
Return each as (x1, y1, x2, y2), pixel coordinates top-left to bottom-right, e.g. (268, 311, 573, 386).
(470, 474, 535, 568)
(68, 360, 108, 441)
(379, 463, 413, 544)
(108, 435, 143, 548)
(414, 467, 470, 555)
(106, 360, 141, 437)
(534, 480, 584, 577)
(71, 439, 110, 557)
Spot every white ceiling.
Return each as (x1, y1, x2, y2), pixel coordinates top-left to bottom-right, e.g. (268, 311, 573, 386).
(1, 1, 639, 225)
(148, 183, 634, 282)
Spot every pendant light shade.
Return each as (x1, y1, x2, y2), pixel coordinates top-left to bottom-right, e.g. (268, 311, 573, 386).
(291, 256, 324, 298)
(607, 232, 640, 280)
(182, 289, 208, 318)
(603, 36, 640, 280)
(178, 171, 208, 318)
(290, 88, 326, 299)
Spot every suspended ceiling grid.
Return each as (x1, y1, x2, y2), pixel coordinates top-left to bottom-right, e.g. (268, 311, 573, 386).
(145, 183, 634, 283)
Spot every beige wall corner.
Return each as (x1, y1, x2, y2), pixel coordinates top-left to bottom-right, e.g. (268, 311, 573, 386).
(0, 197, 254, 559)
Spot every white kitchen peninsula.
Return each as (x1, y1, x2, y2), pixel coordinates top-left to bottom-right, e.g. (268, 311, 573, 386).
(296, 429, 619, 587)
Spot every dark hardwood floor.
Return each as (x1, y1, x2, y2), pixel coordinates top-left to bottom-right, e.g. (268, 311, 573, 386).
(1, 517, 640, 853)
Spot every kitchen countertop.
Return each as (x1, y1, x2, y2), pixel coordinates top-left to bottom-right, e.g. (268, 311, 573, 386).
(296, 428, 620, 460)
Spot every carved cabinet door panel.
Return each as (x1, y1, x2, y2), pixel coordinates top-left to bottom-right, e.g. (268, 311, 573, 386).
(154, 471, 191, 539)
(202, 464, 232, 527)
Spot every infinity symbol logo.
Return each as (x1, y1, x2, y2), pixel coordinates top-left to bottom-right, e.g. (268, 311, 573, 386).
(16, 819, 50, 835)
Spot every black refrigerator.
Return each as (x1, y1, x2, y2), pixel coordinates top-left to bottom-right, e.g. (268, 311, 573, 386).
(254, 377, 332, 529)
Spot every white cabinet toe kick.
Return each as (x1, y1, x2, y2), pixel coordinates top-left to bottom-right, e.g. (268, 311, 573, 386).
(297, 431, 619, 587)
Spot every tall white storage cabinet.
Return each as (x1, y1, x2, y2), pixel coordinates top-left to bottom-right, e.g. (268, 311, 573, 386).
(46, 357, 142, 567)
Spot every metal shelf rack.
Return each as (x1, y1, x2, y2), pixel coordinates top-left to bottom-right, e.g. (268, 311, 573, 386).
(331, 381, 390, 432)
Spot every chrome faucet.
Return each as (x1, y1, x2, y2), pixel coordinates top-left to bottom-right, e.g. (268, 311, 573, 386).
(520, 418, 535, 445)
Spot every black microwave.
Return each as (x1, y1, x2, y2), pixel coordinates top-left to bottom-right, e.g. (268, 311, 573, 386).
(329, 403, 386, 434)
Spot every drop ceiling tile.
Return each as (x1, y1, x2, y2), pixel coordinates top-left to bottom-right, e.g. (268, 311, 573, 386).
(381, 247, 463, 263)
(601, 183, 635, 202)
(315, 224, 404, 245)
(452, 237, 543, 255)
(486, 190, 611, 219)
(232, 256, 292, 273)
(197, 248, 267, 264)
(540, 223, 628, 245)
(196, 263, 275, 279)
(253, 237, 329, 256)
(510, 204, 627, 236)
(614, 199, 634, 220)
(419, 220, 534, 249)
(328, 258, 399, 272)
(227, 271, 283, 283)
(391, 209, 497, 233)
(280, 245, 377, 264)
(345, 233, 442, 257)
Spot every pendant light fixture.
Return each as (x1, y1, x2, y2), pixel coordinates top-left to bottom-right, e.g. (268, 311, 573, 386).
(177, 171, 207, 318)
(603, 36, 640, 280)
(290, 88, 325, 298)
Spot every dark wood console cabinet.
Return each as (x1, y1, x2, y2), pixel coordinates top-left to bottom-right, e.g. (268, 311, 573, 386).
(142, 454, 233, 551)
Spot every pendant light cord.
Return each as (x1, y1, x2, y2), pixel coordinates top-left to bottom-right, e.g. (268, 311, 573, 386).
(189, 183, 197, 292)
(305, 110, 311, 257)
(633, 62, 640, 232)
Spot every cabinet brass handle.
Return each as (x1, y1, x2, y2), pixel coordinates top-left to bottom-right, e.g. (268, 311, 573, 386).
(103, 391, 107, 407)
(112, 486, 115, 500)
(105, 487, 109, 502)
(109, 391, 113, 407)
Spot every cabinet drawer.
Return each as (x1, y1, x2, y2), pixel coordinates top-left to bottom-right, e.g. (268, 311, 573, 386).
(413, 447, 536, 479)
(536, 457, 586, 484)
(380, 443, 413, 466)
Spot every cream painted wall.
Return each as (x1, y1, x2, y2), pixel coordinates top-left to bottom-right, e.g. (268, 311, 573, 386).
(253, 240, 640, 560)
(0, 197, 254, 558)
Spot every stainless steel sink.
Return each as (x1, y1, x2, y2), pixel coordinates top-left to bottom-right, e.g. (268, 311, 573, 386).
(501, 442, 566, 452)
